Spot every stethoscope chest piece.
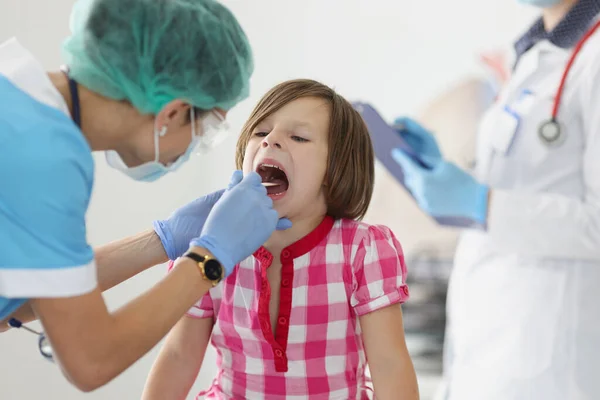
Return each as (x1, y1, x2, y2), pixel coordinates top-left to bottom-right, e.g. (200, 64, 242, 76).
(538, 119, 565, 147)
(533, 20, 600, 149)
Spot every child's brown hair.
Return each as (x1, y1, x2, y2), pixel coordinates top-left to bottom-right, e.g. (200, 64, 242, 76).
(235, 79, 374, 220)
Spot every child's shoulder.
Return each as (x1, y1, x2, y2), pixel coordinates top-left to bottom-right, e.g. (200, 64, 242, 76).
(332, 218, 398, 242)
(331, 219, 406, 280)
(330, 219, 402, 261)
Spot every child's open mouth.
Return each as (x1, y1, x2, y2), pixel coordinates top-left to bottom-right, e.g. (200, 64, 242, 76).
(257, 163, 289, 199)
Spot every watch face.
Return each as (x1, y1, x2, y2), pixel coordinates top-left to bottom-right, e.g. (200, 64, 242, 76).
(204, 259, 223, 281)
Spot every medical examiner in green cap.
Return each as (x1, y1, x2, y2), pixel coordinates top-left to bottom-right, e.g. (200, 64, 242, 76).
(0, 0, 292, 391)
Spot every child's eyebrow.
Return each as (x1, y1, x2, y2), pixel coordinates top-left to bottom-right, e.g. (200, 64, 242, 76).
(288, 120, 313, 129)
(256, 117, 313, 130)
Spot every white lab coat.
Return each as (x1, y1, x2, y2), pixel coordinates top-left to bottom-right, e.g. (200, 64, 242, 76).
(438, 30, 600, 400)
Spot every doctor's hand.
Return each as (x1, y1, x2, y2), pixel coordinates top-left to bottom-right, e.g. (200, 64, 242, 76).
(190, 171, 292, 275)
(391, 148, 490, 225)
(152, 172, 264, 261)
(153, 189, 226, 261)
(394, 117, 443, 167)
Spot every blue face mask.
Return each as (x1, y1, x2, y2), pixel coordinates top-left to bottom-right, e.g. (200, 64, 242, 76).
(517, 0, 562, 7)
(105, 108, 200, 182)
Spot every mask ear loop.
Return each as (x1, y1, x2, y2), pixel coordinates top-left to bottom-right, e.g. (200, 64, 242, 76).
(154, 122, 168, 163)
(153, 107, 196, 166)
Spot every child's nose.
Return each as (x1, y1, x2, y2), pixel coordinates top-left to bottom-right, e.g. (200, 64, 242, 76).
(261, 134, 282, 149)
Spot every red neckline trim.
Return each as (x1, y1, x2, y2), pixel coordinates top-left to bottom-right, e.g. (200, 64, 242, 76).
(253, 215, 335, 263)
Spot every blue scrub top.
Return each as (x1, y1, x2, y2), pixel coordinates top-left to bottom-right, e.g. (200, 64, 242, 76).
(0, 74, 96, 320)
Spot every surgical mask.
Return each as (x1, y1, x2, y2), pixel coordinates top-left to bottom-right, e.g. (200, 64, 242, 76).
(105, 108, 229, 182)
(517, 0, 561, 7)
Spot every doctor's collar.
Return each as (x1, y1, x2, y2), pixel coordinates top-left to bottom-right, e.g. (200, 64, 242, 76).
(514, 0, 600, 62)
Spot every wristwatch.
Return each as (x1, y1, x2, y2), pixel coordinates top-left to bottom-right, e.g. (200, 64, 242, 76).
(183, 251, 224, 286)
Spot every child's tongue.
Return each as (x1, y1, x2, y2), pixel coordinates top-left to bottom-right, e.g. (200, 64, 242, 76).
(266, 179, 288, 194)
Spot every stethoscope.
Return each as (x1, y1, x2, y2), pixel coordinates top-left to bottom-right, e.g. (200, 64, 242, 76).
(538, 19, 600, 146)
(7, 318, 54, 361)
(60, 65, 82, 128)
(4, 67, 82, 363)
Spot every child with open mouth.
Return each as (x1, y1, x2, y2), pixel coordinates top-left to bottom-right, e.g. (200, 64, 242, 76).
(144, 79, 419, 400)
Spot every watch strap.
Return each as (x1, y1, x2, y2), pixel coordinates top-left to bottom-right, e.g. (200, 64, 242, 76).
(184, 251, 206, 264)
(183, 251, 223, 286)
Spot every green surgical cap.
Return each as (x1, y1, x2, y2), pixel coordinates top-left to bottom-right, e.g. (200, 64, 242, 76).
(62, 0, 254, 114)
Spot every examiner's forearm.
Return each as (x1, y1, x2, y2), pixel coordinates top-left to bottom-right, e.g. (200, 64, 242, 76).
(31, 247, 214, 391)
(1, 229, 170, 330)
(95, 229, 169, 291)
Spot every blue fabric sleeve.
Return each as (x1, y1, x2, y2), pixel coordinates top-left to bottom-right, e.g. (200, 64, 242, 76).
(0, 84, 97, 304)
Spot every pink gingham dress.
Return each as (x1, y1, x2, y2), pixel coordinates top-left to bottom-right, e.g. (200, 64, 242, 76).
(178, 216, 410, 399)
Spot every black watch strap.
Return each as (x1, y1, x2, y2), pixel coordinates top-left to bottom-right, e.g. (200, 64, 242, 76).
(184, 251, 224, 286)
(184, 252, 206, 264)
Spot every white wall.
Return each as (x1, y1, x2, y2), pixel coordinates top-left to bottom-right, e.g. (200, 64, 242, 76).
(0, 1, 537, 398)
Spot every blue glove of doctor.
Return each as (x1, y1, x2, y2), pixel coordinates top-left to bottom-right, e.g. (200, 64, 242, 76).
(391, 118, 489, 225)
(153, 189, 225, 261)
(394, 117, 443, 168)
(191, 171, 292, 275)
(154, 173, 292, 261)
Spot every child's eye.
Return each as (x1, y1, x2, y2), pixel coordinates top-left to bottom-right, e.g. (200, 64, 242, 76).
(254, 131, 268, 137)
(292, 136, 308, 142)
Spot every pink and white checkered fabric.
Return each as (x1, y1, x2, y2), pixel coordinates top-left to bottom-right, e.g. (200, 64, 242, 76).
(177, 216, 409, 399)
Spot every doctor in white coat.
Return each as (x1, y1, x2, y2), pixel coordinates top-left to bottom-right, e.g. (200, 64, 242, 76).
(391, 0, 600, 399)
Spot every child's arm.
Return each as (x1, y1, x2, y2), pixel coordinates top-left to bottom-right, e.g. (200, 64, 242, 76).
(142, 260, 215, 399)
(350, 225, 418, 400)
(360, 305, 419, 400)
(142, 315, 213, 400)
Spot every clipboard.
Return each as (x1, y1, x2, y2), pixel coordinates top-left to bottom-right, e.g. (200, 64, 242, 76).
(352, 101, 483, 229)
(352, 102, 430, 186)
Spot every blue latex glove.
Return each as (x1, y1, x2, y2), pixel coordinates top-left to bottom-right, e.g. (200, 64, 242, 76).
(190, 171, 292, 275)
(153, 174, 291, 261)
(153, 189, 225, 261)
(394, 117, 442, 167)
(391, 148, 489, 225)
